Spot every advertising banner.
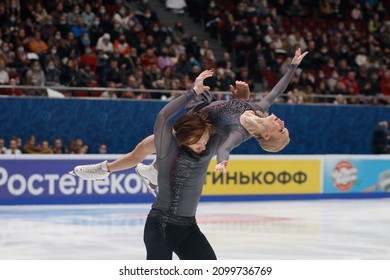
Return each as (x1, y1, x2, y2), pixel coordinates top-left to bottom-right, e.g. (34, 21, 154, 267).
(324, 155, 390, 193)
(203, 156, 322, 195)
(4, 154, 390, 205)
(0, 155, 156, 205)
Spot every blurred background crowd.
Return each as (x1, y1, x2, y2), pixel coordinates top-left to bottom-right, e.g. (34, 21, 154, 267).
(0, 0, 388, 105)
(1, 0, 390, 154)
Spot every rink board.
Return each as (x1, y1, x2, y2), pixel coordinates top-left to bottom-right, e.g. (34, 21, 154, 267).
(1, 155, 390, 205)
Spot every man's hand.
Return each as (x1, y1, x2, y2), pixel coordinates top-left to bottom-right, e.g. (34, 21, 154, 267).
(291, 48, 308, 65)
(193, 69, 214, 95)
(215, 161, 228, 173)
(230, 80, 250, 101)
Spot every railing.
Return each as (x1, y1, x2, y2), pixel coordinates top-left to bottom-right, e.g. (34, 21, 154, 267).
(0, 85, 388, 105)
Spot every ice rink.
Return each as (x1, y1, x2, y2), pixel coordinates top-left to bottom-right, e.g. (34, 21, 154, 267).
(1, 198, 390, 260)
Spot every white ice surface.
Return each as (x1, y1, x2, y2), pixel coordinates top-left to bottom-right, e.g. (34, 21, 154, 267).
(1, 199, 390, 260)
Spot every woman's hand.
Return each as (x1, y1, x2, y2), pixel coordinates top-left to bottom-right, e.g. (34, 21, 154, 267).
(215, 160, 228, 173)
(291, 48, 308, 65)
(230, 80, 250, 101)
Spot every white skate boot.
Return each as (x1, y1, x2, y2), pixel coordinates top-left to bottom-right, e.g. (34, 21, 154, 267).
(135, 160, 158, 189)
(69, 160, 110, 180)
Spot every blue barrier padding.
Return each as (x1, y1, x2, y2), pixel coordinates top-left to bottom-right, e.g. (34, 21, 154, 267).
(1, 97, 389, 154)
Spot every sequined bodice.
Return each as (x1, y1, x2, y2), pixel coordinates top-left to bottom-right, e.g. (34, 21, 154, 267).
(201, 99, 254, 129)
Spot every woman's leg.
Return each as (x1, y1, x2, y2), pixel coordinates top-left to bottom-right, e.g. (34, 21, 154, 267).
(107, 134, 156, 172)
(70, 135, 156, 180)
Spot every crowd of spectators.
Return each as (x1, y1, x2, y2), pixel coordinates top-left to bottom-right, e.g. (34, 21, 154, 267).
(0, 135, 108, 154)
(194, 0, 390, 105)
(0, 0, 388, 105)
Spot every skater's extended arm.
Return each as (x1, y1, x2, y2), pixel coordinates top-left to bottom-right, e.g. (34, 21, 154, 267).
(214, 128, 244, 173)
(252, 48, 307, 112)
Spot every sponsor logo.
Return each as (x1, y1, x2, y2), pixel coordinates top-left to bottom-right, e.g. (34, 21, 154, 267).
(331, 161, 357, 192)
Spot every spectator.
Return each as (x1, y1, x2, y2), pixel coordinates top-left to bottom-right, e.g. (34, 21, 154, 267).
(40, 140, 53, 154)
(2, 78, 23, 96)
(78, 32, 93, 53)
(235, 66, 255, 91)
(122, 8, 141, 31)
(13, 46, 29, 74)
(13, 29, 29, 51)
(45, 59, 61, 86)
(1, 42, 15, 66)
(287, 0, 305, 17)
(185, 35, 201, 60)
(96, 33, 114, 55)
(287, 31, 307, 54)
(76, 63, 96, 87)
(23, 135, 41, 154)
(65, 32, 81, 56)
(52, 138, 66, 154)
(79, 46, 97, 73)
(156, 46, 175, 70)
(60, 58, 78, 87)
(96, 5, 112, 32)
(71, 17, 88, 39)
(51, 2, 65, 25)
(0, 61, 9, 85)
(351, 3, 363, 21)
(0, 138, 6, 154)
(380, 69, 390, 97)
(140, 48, 158, 69)
(43, 45, 61, 69)
(33, 2, 48, 24)
(101, 58, 123, 87)
(8, 0, 21, 22)
(27, 31, 48, 56)
(200, 49, 217, 71)
(55, 14, 70, 38)
(297, 72, 316, 92)
(172, 21, 185, 39)
(151, 78, 167, 100)
(26, 60, 45, 87)
(113, 34, 131, 57)
(98, 144, 107, 154)
(67, 138, 88, 154)
(342, 70, 360, 95)
(113, 6, 127, 27)
(100, 81, 118, 98)
(173, 53, 191, 78)
(246, 43, 266, 82)
(333, 94, 348, 105)
(67, 4, 81, 26)
(39, 15, 57, 43)
(81, 3, 95, 28)
(372, 120, 390, 154)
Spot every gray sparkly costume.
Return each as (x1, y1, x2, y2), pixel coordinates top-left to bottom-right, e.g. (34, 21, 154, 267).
(198, 63, 298, 163)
